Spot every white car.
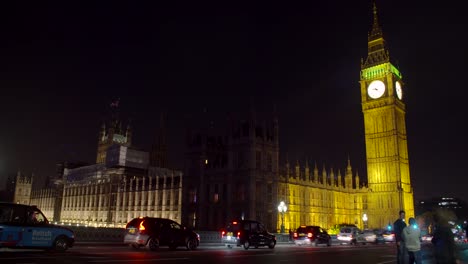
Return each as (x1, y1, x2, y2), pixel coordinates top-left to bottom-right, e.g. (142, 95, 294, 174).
(382, 231, 396, 242)
(356, 230, 377, 244)
(337, 226, 360, 245)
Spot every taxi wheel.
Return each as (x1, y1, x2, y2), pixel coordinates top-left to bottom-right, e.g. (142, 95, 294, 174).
(243, 240, 250, 250)
(186, 238, 198, 250)
(53, 236, 69, 252)
(268, 241, 276, 249)
(327, 240, 331, 247)
(146, 238, 160, 251)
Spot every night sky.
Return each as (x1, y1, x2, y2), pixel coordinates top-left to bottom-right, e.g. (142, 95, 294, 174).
(1, 1, 467, 204)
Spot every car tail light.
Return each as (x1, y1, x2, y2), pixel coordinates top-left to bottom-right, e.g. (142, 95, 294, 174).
(139, 221, 146, 231)
(237, 232, 240, 238)
(221, 231, 225, 236)
(293, 232, 298, 238)
(307, 232, 313, 238)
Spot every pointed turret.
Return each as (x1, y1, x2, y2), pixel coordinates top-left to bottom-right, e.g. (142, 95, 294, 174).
(313, 161, 319, 183)
(355, 170, 360, 189)
(126, 120, 132, 145)
(295, 160, 300, 179)
(305, 159, 310, 181)
(99, 122, 106, 142)
(322, 164, 327, 185)
(362, 2, 389, 68)
(330, 167, 335, 187)
(345, 156, 353, 189)
(337, 169, 342, 187)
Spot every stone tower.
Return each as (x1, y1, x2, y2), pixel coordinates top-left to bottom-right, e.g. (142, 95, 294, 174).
(96, 99, 132, 164)
(182, 103, 280, 231)
(13, 170, 33, 205)
(359, 3, 414, 228)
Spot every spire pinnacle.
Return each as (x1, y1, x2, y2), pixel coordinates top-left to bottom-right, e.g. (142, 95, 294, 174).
(370, 1, 382, 39)
(363, 1, 390, 68)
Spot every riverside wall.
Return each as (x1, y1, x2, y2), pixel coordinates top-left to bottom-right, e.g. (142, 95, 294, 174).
(67, 226, 291, 243)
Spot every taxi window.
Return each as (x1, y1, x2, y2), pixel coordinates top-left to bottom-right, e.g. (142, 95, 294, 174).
(249, 222, 258, 231)
(226, 222, 240, 232)
(170, 221, 181, 230)
(258, 223, 266, 232)
(340, 227, 352, 233)
(0, 206, 12, 223)
(296, 227, 307, 233)
(0, 205, 27, 224)
(126, 218, 144, 228)
(27, 209, 47, 224)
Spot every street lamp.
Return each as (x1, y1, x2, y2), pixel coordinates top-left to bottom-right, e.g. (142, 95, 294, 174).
(362, 213, 368, 230)
(278, 201, 287, 234)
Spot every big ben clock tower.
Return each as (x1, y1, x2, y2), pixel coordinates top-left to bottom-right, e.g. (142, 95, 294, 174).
(360, 3, 414, 228)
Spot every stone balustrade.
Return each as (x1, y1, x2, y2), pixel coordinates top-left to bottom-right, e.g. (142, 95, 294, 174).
(66, 226, 292, 243)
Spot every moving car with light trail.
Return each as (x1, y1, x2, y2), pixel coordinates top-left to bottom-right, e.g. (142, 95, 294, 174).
(293, 225, 331, 246)
(124, 217, 199, 251)
(221, 219, 276, 250)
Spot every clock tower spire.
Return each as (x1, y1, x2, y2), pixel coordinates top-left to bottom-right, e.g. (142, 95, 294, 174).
(363, 2, 389, 68)
(360, 2, 414, 228)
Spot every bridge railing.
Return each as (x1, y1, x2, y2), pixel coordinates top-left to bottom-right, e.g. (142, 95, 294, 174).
(67, 226, 292, 243)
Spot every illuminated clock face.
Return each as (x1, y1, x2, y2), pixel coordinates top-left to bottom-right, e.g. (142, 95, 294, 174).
(395, 81, 403, 100)
(113, 134, 126, 143)
(367, 80, 386, 99)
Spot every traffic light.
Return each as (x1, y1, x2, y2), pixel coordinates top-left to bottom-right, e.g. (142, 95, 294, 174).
(387, 224, 392, 231)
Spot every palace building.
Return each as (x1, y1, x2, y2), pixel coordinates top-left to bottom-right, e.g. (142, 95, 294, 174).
(27, 110, 184, 228)
(181, 3, 414, 232)
(10, 3, 414, 232)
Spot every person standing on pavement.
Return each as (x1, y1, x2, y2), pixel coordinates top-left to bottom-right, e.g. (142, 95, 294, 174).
(431, 212, 460, 264)
(394, 210, 407, 264)
(402, 217, 422, 264)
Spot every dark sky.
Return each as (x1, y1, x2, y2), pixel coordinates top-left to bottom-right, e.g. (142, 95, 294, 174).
(1, 1, 467, 204)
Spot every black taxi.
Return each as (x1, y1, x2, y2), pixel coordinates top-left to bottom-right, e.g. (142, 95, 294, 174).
(0, 203, 75, 252)
(221, 220, 276, 250)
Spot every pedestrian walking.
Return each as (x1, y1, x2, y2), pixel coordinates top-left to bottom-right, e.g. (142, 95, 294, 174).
(431, 212, 460, 264)
(402, 217, 422, 264)
(394, 210, 407, 264)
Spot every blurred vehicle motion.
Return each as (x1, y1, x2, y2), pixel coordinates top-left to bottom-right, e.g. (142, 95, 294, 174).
(356, 229, 385, 244)
(221, 220, 276, 250)
(124, 217, 199, 251)
(337, 226, 359, 245)
(293, 225, 331, 246)
(382, 230, 396, 242)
